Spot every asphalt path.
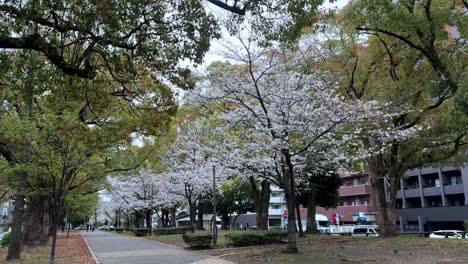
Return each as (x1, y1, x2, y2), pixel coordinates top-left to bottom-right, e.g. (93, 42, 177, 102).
(82, 231, 233, 264)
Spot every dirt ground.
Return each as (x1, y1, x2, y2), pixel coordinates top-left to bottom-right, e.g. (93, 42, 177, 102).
(0, 232, 94, 264)
(150, 232, 468, 264)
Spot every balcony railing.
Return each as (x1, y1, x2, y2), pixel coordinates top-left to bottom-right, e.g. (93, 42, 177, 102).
(404, 188, 421, 198)
(444, 184, 464, 195)
(422, 186, 441, 196)
(339, 184, 372, 196)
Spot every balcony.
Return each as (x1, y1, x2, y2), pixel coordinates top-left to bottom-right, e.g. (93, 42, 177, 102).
(444, 184, 464, 195)
(422, 186, 441, 196)
(339, 184, 372, 197)
(268, 208, 283, 216)
(396, 205, 468, 222)
(404, 188, 421, 198)
(269, 197, 284, 204)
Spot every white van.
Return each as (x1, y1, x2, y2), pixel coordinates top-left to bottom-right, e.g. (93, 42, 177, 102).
(352, 226, 379, 237)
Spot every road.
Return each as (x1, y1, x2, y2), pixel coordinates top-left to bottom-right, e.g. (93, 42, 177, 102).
(82, 231, 233, 264)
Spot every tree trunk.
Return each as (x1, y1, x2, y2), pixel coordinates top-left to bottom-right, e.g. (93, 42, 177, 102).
(249, 177, 270, 230)
(7, 195, 25, 260)
(371, 175, 397, 237)
(23, 195, 48, 247)
(282, 153, 298, 253)
(221, 212, 230, 230)
(134, 211, 142, 228)
(170, 207, 176, 227)
(305, 191, 318, 234)
(49, 221, 58, 264)
(197, 206, 204, 230)
(295, 202, 304, 237)
(188, 198, 196, 232)
(146, 210, 152, 235)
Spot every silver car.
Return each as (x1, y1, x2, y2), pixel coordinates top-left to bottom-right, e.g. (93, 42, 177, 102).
(429, 230, 466, 239)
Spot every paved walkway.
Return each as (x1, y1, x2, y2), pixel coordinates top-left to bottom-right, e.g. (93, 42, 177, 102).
(81, 231, 233, 264)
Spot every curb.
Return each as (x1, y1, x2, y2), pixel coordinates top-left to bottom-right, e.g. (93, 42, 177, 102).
(80, 232, 102, 264)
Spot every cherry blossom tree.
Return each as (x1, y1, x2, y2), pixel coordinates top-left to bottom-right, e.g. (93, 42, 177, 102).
(162, 118, 233, 231)
(191, 36, 416, 252)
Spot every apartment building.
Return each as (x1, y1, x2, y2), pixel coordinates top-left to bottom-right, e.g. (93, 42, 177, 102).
(396, 166, 468, 232)
(268, 185, 287, 229)
(316, 171, 379, 224)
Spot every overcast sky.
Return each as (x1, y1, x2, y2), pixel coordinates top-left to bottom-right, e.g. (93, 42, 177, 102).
(200, 0, 351, 66)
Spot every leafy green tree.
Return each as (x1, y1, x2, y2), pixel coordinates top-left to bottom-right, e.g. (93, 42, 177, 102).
(0, 52, 177, 261)
(297, 170, 342, 234)
(302, 1, 467, 236)
(217, 178, 255, 230)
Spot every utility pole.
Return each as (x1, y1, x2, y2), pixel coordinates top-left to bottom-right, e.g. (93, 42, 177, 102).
(212, 165, 218, 245)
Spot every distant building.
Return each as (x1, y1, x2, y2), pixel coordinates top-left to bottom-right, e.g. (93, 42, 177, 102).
(176, 214, 221, 230)
(0, 200, 14, 226)
(316, 171, 379, 225)
(396, 166, 468, 232)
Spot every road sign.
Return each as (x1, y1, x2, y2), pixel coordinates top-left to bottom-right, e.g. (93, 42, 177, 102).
(339, 211, 344, 217)
(283, 220, 288, 225)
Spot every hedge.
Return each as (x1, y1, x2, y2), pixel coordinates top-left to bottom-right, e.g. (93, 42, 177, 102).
(1, 232, 11, 247)
(132, 228, 150, 237)
(182, 232, 213, 248)
(114, 228, 126, 233)
(154, 227, 191, 235)
(225, 230, 287, 247)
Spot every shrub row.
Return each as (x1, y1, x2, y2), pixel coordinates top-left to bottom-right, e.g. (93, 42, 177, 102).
(225, 230, 287, 247)
(154, 227, 191, 235)
(0, 232, 11, 247)
(182, 232, 213, 248)
(132, 228, 150, 237)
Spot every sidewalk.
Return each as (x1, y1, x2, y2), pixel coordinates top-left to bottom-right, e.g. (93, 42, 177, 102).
(81, 231, 234, 264)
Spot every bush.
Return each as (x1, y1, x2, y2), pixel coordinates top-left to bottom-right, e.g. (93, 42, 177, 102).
(114, 228, 125, 233)
(154, 227, 191, 235)
(464, 220, 468, 231)
(182, 232, 213, 248)
(1, 232, 11, 247)
(132, 228, 150, 237)
(225, 230, 287, 247)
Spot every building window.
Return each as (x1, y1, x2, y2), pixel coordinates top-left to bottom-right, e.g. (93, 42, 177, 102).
(358, 177, 368, 185)
(270, 205, 281, 209)
(450, 176, 463, 185)
(269, 219, 281, 227)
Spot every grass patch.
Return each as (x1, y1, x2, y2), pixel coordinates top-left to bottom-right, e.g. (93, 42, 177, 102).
(220, 235, 468, 264)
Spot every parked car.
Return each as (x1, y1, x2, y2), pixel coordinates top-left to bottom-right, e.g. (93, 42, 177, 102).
(352, 226, 379, 237)
(74, 225, 88, 230)
(429, 230, 466, 239)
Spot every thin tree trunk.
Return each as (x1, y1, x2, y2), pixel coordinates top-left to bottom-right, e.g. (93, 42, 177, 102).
(295, 202, 304, 237)
(197, 206, 204, 230)
(170, 207, 176, 227)
(49, 221, 58, 264)
(305, 191, 318, 234)
(283, 152, 298, 253)
(188, 198, 196, 232)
